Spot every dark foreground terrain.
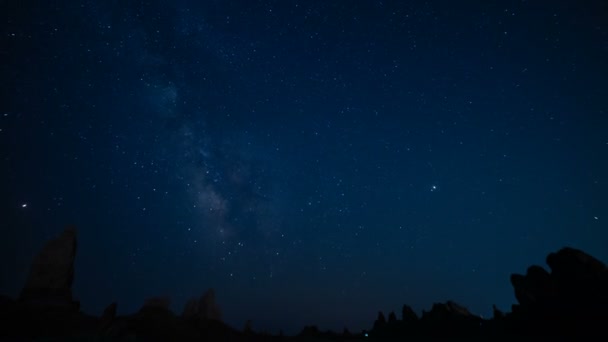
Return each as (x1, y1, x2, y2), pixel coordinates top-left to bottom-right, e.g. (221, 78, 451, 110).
(1, 226, 607, 341)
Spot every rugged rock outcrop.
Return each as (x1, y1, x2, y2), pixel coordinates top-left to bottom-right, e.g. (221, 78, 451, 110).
(546, 247, 608, 306)
(182, 289, 222, 322)
(99, 302, 117, 332)
(422, 301, 476, 321)
(510, 265, 556, 308)
(19, 226, 79, 310)
(0, 227, 242, 341)
(372, 311, 386, 331)
(417, 301, 483, 337)
(3, 226, 608, 341)
(387, 311, 397, 323)
(509, 247, 608, 336)
(401, 304, 418, 323)
(492, 304, 504, 320)
(199, 289, 222, 321)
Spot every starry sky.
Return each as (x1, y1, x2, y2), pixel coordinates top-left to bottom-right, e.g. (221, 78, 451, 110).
(1, 0, 607, 334)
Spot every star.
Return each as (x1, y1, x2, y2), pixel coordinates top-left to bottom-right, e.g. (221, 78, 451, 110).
(21, 203, 27, 208)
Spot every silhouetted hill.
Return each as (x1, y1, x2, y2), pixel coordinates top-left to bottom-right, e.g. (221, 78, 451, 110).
(1, 227, 607, 340)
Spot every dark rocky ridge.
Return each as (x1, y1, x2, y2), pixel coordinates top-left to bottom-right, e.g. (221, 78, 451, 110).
(19, 226, 79, 311)
(1, 226, 607, 340)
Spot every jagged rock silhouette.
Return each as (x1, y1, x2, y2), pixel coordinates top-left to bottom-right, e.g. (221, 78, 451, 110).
(1, 227, 607, 340)
(508, 247, 608, 337)
(401, 304, 418, 323)
(19, 226, 79, 311)
(182, 288, 222, 322)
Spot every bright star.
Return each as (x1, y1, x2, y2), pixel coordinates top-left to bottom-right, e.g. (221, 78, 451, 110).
(21, 203, 28, 208)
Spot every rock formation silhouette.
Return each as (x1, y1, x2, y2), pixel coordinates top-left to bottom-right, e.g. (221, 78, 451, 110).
(1, 226, 607, 340)
(508, 247, 608, 337)
(99, 302, 117, 332)
(182, 288, 222, 322)
(19, 226, 79, 310)
(401, 304, 418, 323)
(365, 248, 608, 339)
(372, 311, 386, 331)
(199, 289, 222, 321)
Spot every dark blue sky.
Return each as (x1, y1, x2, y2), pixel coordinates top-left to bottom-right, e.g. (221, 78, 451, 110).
(1, 0, 607, 334)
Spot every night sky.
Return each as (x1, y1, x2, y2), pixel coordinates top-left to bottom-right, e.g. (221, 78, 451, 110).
(2, 0, 607, 334)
